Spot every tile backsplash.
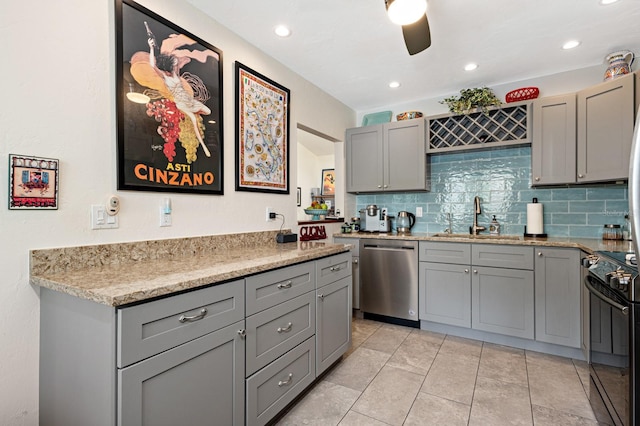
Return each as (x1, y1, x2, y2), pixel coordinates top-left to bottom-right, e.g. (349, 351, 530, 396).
(355, 146, 629, 238)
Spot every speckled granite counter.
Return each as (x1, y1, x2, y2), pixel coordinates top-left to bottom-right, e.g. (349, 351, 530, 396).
(30, 230, 350, 307)
(333, 231, 635, 254)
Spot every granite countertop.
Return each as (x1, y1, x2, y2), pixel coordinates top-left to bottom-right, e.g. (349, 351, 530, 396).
(30, 231, 350, 307)
(333, 231, 635, 254)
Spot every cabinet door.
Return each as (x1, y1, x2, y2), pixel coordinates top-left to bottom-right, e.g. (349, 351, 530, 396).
(384, 119, 428, 191)
(346, 125, 383, 192)
(118, 321, 245, 426)
(534, 248, 581, 348)
(419, 262, 471, 328)
(352, 256, 360, 310)
(471, 267, 534, 339)
(580, 256, 591, 362)
(532, 94, 577, 185)
(316, 276, 352, 375)
(577, 73, 635, 182)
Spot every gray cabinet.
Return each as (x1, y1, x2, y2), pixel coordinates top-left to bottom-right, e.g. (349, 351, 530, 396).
(577, 72, 635, 182)
(534, 248, 581, 348)
(118, 321, 245, 426)
(580, 252, 591, 362)
(333, 237, 360, 310)
(531, 94, 577, 185)
(346, 119, 428, 193)
(419, 261, 471, 328)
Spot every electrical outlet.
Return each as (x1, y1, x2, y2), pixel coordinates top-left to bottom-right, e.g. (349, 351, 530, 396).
(266, 207, 274, 222)
(416, 207, 423, 218)
(160, 207, 172, 227)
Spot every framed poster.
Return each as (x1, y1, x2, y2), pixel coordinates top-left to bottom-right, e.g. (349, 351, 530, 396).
(116, 0, 223, 194)
(8, 155, 59, 210)
(235, 62, 290, 194)
(321, 168, 335, 196)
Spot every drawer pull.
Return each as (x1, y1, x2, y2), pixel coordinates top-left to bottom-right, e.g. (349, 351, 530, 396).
(278, 373, 293, 387)
(277, 322, 293, 333)
(330, 266, 342, 272)
(238, 329, 246, 339)
(277, 280, 293, 289)
(178, 308, 207, 323)
(318, 294, 324, 300)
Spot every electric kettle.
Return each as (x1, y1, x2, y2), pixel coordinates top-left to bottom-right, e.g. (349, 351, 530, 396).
(396, 211, 415, 234)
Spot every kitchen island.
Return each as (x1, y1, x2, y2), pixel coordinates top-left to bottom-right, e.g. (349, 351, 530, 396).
(31, 230, 352, 426)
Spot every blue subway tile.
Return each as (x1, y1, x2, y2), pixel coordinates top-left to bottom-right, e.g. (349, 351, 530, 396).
(551, 213, 587, 225)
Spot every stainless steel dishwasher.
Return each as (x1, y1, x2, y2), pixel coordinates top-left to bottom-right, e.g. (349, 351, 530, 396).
(359, 239, 418, 323)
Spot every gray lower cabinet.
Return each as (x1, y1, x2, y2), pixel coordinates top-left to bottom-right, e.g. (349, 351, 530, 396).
(471, 266, 535, 339)
(419, 261, 471, 328)
(118, 321, 245, 426)
(531, 94, 577, 185)
(333, 237, 360, 310)
(534, 248, 581, 348)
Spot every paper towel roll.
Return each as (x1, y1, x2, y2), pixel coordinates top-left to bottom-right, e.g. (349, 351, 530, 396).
(526, 201, 544, 235)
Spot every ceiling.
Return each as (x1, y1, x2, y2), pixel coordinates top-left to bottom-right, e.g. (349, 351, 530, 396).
(186, 0, 640, 112)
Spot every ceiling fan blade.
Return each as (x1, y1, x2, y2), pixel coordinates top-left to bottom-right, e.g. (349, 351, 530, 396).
(401, 14, 431, 55)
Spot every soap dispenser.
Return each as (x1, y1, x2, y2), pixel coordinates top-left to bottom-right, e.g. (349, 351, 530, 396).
(490, 215, 500, 235)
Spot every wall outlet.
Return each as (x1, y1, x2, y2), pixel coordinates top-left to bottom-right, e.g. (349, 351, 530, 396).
(416, 207, 423, 217)
(266, 207, 274, 222)
(160, 207, 172, 227)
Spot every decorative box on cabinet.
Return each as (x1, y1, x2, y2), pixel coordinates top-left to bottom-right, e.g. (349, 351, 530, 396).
(531, 94, 577, 185)
(577, 72, 635, 183)
(346, 119, 429, 193)
(427, 101, 531, 153)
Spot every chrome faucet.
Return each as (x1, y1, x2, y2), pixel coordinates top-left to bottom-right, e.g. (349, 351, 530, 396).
(470, 196, 486, 235)
(444, 212, 453, 234)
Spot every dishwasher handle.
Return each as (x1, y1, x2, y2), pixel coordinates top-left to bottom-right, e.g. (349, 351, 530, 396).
(363, 244, 415, 251)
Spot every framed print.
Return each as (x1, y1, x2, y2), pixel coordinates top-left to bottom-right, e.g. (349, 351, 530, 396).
(116, 0, 223, 194)
(321, 168, 335, 196)
(235, 62, 290, 194)
(297, 187, 301, 206)
(9, 155, 59, 210)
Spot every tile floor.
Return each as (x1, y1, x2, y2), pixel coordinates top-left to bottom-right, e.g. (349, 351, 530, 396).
(276, 318, 598, 425)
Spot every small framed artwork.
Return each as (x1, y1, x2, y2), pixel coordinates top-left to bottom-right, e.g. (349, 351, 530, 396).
(235, 61, 290, 194)
(8, 154, 59, 210)
(297, 187, 301, 206)
(321, 169, 335, 196)
(115, 0, 224, 194)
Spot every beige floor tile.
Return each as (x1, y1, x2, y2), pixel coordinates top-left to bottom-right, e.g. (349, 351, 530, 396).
(404, 392, 470, 426)
(360, 324, 411, 354)
(276, 380, 361, 426)
(386, 331, 440, 376)
(478, 342, 528, 386)
(338, 410, 390, 426)
(572, 359, 591, 396)
(526, 351, 595, 420)
(407, 328, 446, 346)
(351, 365, 423, 426)
(438, 334, 483, 358)
(421, 350, 479, 405)
(324, 346, 390, 392)
(531, 404, 599, 426)
(469, 376, 533, 426)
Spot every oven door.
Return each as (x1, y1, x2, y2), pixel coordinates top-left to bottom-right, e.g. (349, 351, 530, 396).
(585, 274, 631, 426)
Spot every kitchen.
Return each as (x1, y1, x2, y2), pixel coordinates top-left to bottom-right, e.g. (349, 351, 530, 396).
(3, 0, 640, 425)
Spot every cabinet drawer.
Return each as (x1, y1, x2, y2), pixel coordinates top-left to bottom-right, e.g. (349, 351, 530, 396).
(419, 241, 471, 264)
(246, 262, 315, 315)
(246, 337, 316, 426)
(246, 291, 316, 376)
(316, 252, 352, 288)
(472, 244, 533, 270)
(117, 280, 244, 368)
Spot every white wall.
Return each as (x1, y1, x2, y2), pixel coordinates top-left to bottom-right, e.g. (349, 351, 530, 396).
(0, 1, 355, 423)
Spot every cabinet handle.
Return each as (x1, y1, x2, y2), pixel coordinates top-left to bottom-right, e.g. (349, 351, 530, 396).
(534, 177, 540, 182)
(278, 373, 293, 387)
(578, 173, 584, 178)
(377, 185, 382, 188)
(464, 269, 469, 273)
(384, 185, 388, 188)
(353, 258, 359, 264)
(538, 252, 543, 257)
(330, 266, 342, 272)
(178, 308, 207, 323)
(237, 329, 246, 339)
(277, 322, 293, 333)
(473, 269, 478, 274)
(277, 280, 293, 289)
(318, 294, 325, 300)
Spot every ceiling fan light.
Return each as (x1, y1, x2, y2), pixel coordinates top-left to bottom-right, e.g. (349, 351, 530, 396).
(386, 0, 427, 26)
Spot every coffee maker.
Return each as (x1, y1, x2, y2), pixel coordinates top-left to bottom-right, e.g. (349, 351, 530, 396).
(360, 205, 391, 232)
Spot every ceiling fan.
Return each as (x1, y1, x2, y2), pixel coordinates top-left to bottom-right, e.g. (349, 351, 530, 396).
(384, 0, 431, 55)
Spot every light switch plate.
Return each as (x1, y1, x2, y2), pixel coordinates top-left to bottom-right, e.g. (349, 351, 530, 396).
(416, 207, 423, 217)
(91, 205, 119, 229)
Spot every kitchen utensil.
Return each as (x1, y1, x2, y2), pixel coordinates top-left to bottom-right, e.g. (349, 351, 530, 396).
(396, 211, 416, 233)
(604, 50, 634, 81)
(602, 224, 623, 240)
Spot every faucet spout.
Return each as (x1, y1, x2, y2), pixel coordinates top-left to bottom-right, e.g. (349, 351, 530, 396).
(471, 196, 486, 235)
(474, 196, 481, 214)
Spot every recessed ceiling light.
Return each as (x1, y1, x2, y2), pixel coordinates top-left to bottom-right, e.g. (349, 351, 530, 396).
(274, 25, 291, 37)
(464, 63, 478, 71)
(389, 81, 401, 88)
(600, 0, 619, 4)
(562, 40, 581, 50)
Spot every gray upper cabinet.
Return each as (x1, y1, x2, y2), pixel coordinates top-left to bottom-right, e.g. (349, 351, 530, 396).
(577, 72, 635, 183)
(531, 94, 577, 185)
(534, 248, 581, 348)
(346, 119, 428, 193)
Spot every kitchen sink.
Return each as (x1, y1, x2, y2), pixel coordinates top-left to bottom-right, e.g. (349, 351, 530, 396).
(431, 233, 522, 240)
